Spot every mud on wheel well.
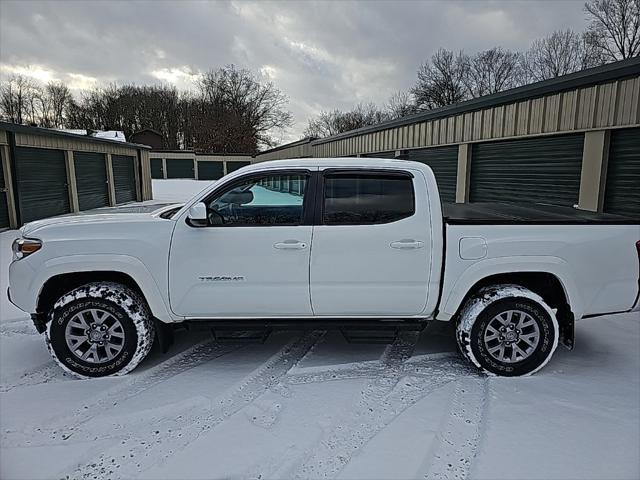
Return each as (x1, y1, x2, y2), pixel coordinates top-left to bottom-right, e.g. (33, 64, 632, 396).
(457, 272, 575, 349)
(36, 271, 144, 323)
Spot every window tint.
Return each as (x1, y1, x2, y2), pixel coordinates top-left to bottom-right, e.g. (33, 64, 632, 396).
(323, 174, 414, 225)
(207, 174, 307, 226)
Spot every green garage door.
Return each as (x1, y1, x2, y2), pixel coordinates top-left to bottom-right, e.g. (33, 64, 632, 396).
(407, 146, 458, 203)
(604, 128, 640, 218)
(112, 155, 137, 204)
(166, 159, 194, 178)
(198, 161, 224, 180)
(226, 161, 251, 173)
(14, 147, 70, 223)
(470, 134, 584, 207)
(74, 152, 109, 211)
(151, 158, 164, 179)
(0, 152, 9, 229)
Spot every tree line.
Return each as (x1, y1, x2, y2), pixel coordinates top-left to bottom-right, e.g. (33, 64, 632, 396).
(304, 0, 639, 138)
(0, 66, 292, 153)
(1, 0, 638, 149)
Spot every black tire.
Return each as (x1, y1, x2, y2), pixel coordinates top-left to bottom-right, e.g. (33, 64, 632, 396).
(456, 284, 559, 377)
(46, 282, 155, 378)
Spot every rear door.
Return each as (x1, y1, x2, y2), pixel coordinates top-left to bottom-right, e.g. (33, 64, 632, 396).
(310, 168, 431, 316)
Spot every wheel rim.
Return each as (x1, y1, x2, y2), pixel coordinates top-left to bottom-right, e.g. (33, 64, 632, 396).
(483, 309, 540, 363)
(65, 308, 125, 364)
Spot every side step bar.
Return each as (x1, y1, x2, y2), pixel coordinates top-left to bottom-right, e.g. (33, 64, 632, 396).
(184, 318, 428, 345)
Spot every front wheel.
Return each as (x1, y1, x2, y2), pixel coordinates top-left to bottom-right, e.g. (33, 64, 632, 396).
(46, 282, 155, 378)
(456, 284, 559, 377)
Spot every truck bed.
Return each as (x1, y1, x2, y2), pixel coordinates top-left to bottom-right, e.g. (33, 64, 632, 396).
(442, 202, 639, 225)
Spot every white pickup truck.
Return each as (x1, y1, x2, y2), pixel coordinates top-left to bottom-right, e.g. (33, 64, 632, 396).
(8, 158, 640, 378)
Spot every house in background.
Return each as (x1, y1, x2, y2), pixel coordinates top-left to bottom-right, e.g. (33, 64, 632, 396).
(130, 129, 164, 150)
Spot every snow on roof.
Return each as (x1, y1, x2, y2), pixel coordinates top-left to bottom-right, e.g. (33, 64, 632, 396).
(56, 129, 127, 142)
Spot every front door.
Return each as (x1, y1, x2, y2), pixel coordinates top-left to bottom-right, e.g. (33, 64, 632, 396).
(169, 170, 314, 317)
(310, 169, 432, 316)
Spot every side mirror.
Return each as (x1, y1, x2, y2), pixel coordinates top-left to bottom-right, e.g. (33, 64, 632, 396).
(187, 202, 208, 227)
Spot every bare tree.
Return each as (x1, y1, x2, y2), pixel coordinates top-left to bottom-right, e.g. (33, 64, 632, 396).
(304, 103, 390, 138)
(464, 47, 524, 97)
(411, 49, 468, 110)
(195, 65, 293, 152)
(0, 75, 37, 124)
(585, 0, 640, 60)
(45, 82, 72, 128)
(523, 29, 606, 81)
(385, 91, 418, 119)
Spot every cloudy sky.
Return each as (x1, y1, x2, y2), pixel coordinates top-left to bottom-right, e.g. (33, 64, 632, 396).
(1, 0, 588, 144)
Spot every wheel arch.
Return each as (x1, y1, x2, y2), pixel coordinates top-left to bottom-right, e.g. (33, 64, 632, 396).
(446, 271, 576, 349)
(32, 255, 176, 331)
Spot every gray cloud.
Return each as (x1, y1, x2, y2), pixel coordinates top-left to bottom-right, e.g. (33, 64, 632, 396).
(1, 0, 587, 143)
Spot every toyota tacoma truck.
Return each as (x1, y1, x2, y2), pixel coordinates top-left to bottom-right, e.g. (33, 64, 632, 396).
(8, 158, 640, 377)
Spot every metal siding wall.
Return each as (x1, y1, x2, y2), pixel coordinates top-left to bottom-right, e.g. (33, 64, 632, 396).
(577, 86, 597, 129)
(544, 94, 561, 133)
(470, 134, 584, 207)
(407, 146, 459, 203)
(15, 133, 138, 156)
(112, 155, 137, 203)
(604, 127, 640, 218)
(560, 90, 579, 130)
(74, 151, 109, 210)
(14, 147, 70, 223)
(308, 74, 639, 164)
(595, 82, 617, 127)
(166, 158, 195, 178)
(616, 77, 640, 125)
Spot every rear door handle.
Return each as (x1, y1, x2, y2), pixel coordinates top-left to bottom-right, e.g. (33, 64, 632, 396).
(274, 240, 307, 250)
(390, 239, 424, 250)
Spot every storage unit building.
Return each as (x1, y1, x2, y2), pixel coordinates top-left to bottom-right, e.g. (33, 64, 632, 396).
(0, 122, 152, 229)
(256, 58, 640, 218)
(148, 151, 254, 180)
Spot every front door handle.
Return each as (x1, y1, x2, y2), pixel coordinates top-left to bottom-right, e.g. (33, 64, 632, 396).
(274, 240, 307, 250)
(390, 239, 424, 250)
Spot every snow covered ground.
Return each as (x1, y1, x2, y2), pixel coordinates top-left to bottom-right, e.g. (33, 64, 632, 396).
(1, 180, 638, 480)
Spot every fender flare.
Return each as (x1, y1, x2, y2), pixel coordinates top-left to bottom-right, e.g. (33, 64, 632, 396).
(34, 254, 178, 322)
(437, 256, 583, 321)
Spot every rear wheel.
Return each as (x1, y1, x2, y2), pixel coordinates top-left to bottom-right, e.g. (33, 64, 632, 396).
(46, 282, 155, 378)
(456, 284, 559, 376)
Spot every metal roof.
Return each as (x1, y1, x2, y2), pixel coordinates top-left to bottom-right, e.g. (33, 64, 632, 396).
(312, 57, 640, 146)
(0, 121, 152, 149)
(257, 137, 317, 155)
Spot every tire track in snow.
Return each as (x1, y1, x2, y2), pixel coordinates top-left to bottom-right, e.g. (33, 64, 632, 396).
(289, 356, 475, 478)
(2, 339, 240, 448)
(72, 330, 324, 480)
(421, 375, 489, 480)
(279, 331, 430, 479)
(0, 363, 67, 393)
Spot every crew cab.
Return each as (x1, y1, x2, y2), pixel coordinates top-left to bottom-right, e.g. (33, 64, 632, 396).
(8, 158, 640, 377)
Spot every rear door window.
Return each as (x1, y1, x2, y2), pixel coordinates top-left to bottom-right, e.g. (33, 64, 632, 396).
(322, 172, 415, 225)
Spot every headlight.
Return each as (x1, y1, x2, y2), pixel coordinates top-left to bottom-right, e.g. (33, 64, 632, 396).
(12, 238, 42, 260)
